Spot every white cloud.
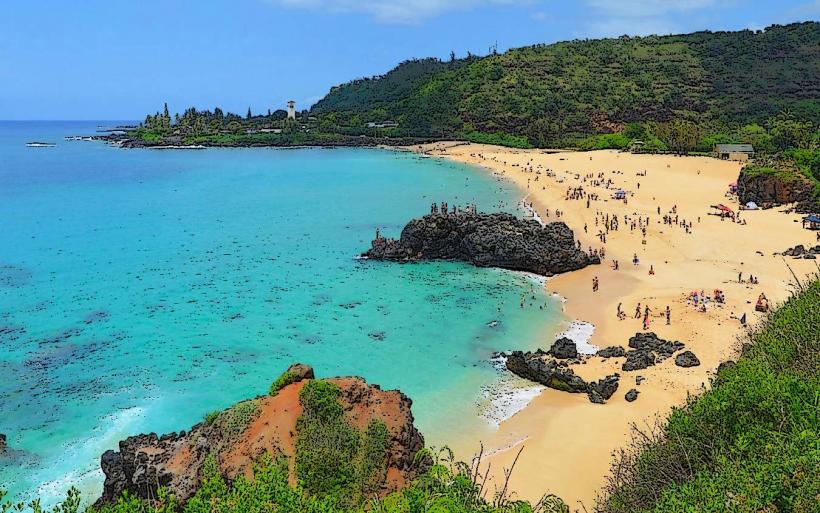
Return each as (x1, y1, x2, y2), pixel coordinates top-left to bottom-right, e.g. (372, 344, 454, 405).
(576, 0, 721, 37)
(273, 0, 531, 24)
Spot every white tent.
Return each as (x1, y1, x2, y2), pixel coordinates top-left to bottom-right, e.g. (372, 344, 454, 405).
(745, 201, 759, 210)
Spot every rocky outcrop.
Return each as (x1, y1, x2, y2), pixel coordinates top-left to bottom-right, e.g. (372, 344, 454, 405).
(284, 362, 315, 382)
(622, 332, 685, 372)
(363, 213, 597, 276)
(0, 433, 6, 452)
(95, 365, 425, 507)
(505, 351, 589, 393)
(587, 375, 620, 404)
(597, 346, 626, 359)
(504, 351, 619, 404)
(625, 389, 639, 402)
(549, 337, 579, 359)
(781, 244, 820, 258)
(675, 351, 701, 368)
(737, 161, 818, 212)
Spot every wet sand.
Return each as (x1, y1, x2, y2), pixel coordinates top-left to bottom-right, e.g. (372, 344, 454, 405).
(406, 142, 819, 510)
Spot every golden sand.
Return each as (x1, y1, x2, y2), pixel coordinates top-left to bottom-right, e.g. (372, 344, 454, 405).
(407, 142, 819, 510)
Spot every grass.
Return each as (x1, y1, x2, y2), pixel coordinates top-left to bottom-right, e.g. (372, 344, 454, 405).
(600, 279, 820, 513)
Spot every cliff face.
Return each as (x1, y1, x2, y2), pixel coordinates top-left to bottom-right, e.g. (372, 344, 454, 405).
(363, 213, 597, 276)
(95, 366, 425, 507)
(737, 167, 816, 211)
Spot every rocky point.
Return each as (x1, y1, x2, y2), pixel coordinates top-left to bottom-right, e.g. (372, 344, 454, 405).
(363, 212, 597, 276)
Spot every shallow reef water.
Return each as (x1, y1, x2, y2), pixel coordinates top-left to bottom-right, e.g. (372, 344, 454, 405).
(0, 122, 567, 503)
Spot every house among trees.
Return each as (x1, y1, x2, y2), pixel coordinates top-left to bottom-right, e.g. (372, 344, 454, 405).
(714, 144, 755, 162)
(366, 120, 399, 129)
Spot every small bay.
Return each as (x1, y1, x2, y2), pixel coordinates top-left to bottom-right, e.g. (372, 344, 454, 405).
(0, 122, 565, 502)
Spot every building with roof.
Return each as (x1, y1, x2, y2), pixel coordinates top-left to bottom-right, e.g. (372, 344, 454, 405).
(714, 144, 755, 162)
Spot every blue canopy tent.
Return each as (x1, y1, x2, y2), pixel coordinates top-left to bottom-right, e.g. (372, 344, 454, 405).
(802, 215, 820, 230)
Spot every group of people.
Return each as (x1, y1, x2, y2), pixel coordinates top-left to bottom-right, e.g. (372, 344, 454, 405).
(430, 202, 478, 215)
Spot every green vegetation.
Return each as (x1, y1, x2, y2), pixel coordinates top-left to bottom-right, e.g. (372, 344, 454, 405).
(202, 410, 220, 426)
(313, 23, 820, 147)
(129, 23, 819, 152)
(4, 379, 567, 513)
(601, 279, 820, 513)
(203, 399, 259, 440)
(466, 131, 531, 148)
(294, 380, 389, 504)
(268, 369, 299, 396)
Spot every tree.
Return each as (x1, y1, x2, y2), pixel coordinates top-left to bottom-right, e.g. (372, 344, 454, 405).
(656, 119, 701, 154)
(246, 107, 252, 120)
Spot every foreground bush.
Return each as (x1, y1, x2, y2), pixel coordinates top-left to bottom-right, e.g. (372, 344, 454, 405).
(601, 279, 820, 513)
(1, 378, 568, 513)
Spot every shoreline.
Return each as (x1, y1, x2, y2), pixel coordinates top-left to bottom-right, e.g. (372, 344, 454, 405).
(407, 142, 819, 508)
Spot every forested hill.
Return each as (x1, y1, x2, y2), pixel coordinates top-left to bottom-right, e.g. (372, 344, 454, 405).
(310, 22, 820, 146)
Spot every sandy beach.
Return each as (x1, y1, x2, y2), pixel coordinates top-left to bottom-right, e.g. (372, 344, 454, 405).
(407, 142, 819, 510)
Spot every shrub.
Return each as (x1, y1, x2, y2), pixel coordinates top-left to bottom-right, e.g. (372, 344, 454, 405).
(202, 410, 220, 426)
(217, 400, 260, 440)
(269, 370, 299, 396)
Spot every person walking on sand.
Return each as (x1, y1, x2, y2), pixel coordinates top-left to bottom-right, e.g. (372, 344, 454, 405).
(666, 305, 671, 325)
(634, 303, 641, 319)
(649, 265, 655, 275)
(617, 302, 623, 319)
(633, 253, 639, 265)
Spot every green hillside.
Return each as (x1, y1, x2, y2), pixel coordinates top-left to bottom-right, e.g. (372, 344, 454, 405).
(311, 22, 820, 146)
(601, 279, 820, 512)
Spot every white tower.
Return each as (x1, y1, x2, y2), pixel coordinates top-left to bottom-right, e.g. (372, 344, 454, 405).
(287, 100, 296, 120)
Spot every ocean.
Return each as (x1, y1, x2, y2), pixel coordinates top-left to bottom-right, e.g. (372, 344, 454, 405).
(0, 121, 567, 503)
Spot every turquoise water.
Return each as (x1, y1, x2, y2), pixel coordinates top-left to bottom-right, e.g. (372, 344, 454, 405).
(0, 122, 564, 502)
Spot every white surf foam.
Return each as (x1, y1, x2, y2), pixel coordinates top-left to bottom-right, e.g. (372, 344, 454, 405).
(558, 320, 598, 355)
(479, 354, 545, 428)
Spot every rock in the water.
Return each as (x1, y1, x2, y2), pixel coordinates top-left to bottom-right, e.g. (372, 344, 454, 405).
(549, 337, 578, 359)
(95, 368, 425, 507)
(597, 346, 626, 358)
(625, 389, 639, 402)
(588, 374, 620, 403)
(675, 351, 701, 368)
(505, 351, 588, 393)
(0, 433, 6, 452)
(363, 212, 597, 276)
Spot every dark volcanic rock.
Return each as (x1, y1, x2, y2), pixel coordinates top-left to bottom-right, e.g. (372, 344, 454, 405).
(625, 389, 639, 402)
(505, 351, 588, 393)
(622, 350, 656, 372)
(549, 337, 579, 359)
(363, 212, 597, 276)
(95, 368, 425, 507)
(588, 374, 620, 403)
(0, 433, 6, 452)
(738, 162, 817, 212)
(597, 346, 626, 358)
(675, 351, 701, 368)
(717, 360, 736, 374)
(622, 332, 685, 372)
(284, 362, 315, 382)
(628, 332, 684, 357)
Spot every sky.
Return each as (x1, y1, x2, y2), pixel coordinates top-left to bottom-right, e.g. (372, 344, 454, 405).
(1, 0, 818, 120)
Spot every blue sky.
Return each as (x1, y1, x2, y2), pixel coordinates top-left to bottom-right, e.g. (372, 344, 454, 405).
(1, 0, 818, 120)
